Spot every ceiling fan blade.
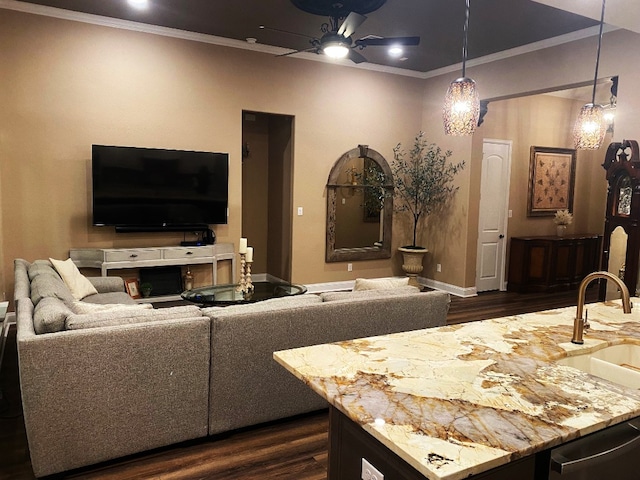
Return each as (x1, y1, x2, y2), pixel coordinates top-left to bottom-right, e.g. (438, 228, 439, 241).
(356, 36, 420, 47)
(276, 47, 319, 57)
(348, 49, 367, 64)
(259, 25, 316, 40)
(337, 12, 367, 38)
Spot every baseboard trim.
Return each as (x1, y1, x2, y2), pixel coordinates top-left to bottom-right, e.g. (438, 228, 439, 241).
(419, 277, 478, 298)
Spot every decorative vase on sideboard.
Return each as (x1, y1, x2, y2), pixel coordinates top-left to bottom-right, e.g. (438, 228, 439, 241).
(556, 225, 567, 237)
(398, 246, 428, 289)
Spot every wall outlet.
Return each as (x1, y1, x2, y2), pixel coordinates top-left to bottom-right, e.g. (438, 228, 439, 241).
(297, 207, 303, 216)
(362, 458, 384, 480)
(437, 263, 442, 272)
(347, 263, 353, 272)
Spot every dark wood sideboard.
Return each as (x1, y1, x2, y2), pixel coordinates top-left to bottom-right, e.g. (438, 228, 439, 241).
(507, 235, 602, 293)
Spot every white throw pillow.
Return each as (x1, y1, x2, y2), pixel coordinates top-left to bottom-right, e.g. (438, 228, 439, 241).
(353, 277, 410, 291)
(49, 258, 99, 300)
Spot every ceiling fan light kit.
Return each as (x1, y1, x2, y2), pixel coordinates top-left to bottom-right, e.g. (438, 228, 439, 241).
(127, 0, 149, 10)
(443, 0, 480, 136)
(321, 33, 352, 58)
(323, 42, 350, 59)
(573, 0, 607, 150)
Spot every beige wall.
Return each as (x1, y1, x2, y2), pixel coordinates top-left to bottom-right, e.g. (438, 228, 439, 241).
(420, 28, 640, 289)
(0, 10, 425, 299)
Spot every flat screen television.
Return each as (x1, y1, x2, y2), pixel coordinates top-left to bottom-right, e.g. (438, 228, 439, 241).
(92, 145, 228, 232)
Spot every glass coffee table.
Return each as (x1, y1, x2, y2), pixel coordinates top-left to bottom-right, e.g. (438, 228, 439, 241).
(181, 281, 307, 306)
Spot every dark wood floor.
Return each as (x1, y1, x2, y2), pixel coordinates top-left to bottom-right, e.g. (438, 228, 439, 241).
(0, 288, 596, 480)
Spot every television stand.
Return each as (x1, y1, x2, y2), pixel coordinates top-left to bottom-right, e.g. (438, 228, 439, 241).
(70, 244, 236, 301)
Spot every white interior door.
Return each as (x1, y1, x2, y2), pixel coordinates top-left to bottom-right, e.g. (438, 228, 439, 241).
(476, 139, 512, 292)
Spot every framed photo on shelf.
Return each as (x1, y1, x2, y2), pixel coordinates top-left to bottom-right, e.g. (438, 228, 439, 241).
(125, 278, 141, 299)
(527, 146, 576, 217)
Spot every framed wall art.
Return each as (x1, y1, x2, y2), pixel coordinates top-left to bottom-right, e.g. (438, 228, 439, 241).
(527, 146, 576, 217)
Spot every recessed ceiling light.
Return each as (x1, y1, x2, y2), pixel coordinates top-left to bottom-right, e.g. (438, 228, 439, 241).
(128, 0, 149, 10)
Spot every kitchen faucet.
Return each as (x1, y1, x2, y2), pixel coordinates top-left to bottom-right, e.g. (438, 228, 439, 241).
(572, 271, 633, 344)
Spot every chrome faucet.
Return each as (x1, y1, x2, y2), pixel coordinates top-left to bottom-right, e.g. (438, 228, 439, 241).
(572, 271, 633, 344)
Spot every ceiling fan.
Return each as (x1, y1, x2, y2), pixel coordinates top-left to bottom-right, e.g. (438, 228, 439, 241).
(261, 2, 420, 64)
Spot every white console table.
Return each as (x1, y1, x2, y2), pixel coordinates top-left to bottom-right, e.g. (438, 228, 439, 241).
(70, 244, 236, 301)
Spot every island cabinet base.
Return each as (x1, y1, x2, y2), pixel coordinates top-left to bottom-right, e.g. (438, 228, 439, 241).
(327, 406, 539, 480)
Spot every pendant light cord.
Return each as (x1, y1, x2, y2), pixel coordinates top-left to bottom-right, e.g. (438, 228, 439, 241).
(591, 0, 606, 104)
(462, 0, 470, 77)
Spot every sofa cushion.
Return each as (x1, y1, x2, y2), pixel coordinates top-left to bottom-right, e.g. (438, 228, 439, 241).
(321, 285, 420, 302)
(81, 292, 139, 305)
(353, 277, 410, 291)
(27, 260, 60, 281)
(33, 297, 74, 334)
(50, 258, 98, 300)
(201, 294, 321, 318)
(30, 273, 76, 307)
(65, 305, 203, 330)
(87, 276, 126, 294)
(71, 301, 153, 314)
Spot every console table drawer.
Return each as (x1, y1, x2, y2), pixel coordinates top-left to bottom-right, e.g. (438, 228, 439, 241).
(163, 247, 214, 260)
(105, 249, 162, 262)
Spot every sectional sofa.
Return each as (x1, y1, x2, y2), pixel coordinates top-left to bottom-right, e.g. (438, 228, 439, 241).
(14, 258, 450, 477)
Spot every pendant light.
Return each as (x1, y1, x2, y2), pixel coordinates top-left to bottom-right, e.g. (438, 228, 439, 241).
(443, 0, 480, 136)
(573, 0, 607, 150)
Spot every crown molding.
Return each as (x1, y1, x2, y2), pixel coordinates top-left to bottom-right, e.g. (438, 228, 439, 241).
(0, 0, 617, 80)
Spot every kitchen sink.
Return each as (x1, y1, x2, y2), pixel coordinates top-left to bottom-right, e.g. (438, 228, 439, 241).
(557, 344, 640, 389)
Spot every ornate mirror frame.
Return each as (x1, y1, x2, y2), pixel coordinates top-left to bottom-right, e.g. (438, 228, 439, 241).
(326, 145, 394, 262)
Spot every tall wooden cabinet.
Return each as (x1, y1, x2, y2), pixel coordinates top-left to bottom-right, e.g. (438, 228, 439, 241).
(507, 235, 601, 293)
(600, 140, 640, 298)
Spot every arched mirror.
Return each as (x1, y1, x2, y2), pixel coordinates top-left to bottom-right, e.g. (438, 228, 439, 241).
(326, 145, 394, 262)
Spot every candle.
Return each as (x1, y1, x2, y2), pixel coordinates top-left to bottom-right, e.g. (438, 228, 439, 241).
(239, 237, 247, 254)
(246, 247, 253, 262)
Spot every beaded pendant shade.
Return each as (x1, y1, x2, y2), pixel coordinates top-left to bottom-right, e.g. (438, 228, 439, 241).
(573, 0, 607, 150)
(443, 0, 480, 136)
(573, 103, 607, 150)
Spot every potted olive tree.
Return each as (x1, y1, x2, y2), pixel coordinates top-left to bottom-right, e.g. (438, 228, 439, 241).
(392, 132, 465, 285)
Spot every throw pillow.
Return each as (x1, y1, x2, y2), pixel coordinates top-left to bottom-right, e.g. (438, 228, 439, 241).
(50, 258, 98, 301)
(353, 277, 410, 291)
(70, 301, 154, 314)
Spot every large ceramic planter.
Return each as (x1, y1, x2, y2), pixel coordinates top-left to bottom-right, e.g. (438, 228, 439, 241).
(398, 246, 428, 289)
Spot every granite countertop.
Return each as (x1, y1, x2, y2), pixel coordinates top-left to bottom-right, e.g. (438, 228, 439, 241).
(274, 299, 640, 480)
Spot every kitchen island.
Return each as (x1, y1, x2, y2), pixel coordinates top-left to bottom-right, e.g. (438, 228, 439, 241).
(274, 299, 640, 480)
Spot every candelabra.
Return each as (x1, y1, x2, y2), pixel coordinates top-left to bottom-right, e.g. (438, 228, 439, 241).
(235, 253, 255, 295)
(236, 253, 247, 293)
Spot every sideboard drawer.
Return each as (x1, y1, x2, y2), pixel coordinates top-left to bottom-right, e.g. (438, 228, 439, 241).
(105, 249, 162, 262)
(163, 247, 214, 260)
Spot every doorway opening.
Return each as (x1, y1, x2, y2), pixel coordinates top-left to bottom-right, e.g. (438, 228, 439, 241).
(241, 111, 294, 283)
